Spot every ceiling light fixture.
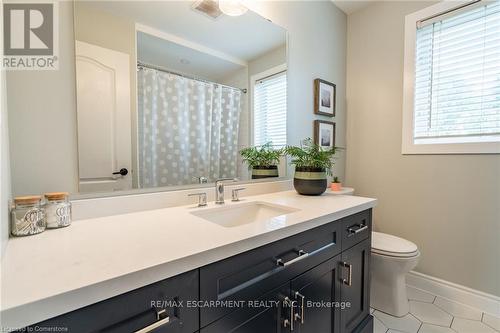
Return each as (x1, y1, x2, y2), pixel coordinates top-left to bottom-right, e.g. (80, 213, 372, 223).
(218, 0, 248, 16)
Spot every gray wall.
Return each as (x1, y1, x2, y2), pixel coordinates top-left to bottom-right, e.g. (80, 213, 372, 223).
(346, 1, 500, 296)
(6, 1, 78, 197)
(248, 45, 286, 78)
(249, 1, 347, 180)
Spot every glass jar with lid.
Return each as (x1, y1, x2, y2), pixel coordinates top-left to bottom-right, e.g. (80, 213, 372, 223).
(11, 196, 46, 236)
(44, 192, 72, 229)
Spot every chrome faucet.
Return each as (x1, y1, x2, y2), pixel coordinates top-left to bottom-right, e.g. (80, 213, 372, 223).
(215, 178, 238, 204)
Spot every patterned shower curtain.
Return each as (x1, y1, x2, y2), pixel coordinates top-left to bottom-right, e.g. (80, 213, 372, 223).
(137, 67, 242, 187)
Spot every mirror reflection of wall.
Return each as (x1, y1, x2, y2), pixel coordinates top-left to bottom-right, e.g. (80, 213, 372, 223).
(72, 1, 287, 194)
(5, 1, 288, 198)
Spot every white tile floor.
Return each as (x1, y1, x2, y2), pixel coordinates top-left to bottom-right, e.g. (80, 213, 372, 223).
(371, 286, 500, 333)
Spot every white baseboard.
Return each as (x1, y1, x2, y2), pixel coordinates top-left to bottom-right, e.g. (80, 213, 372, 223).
(407, 270, 500, 316)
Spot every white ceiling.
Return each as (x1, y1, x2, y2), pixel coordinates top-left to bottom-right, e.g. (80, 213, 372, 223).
(332, 1, 373, 15)
(83, 1, 286, 62)
(137, 32, 244, 81)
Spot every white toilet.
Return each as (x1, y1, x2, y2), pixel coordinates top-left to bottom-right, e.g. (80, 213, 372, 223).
(371, 232, 420, 317)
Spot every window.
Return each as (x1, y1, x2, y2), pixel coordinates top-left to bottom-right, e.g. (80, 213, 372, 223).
(253, 68, 287, 147)
(402, 1, 500, 154)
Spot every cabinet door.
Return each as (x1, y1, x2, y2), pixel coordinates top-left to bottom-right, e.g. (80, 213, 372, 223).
(290, 255, 341, 333)
(200, 284, 291, 333)
(340, 239, 371, 333)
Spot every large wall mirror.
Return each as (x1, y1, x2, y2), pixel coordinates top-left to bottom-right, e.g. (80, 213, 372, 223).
(7, 1, 288, 197)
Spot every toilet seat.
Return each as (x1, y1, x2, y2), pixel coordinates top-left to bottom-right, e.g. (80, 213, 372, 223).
(372, 232, 419, 258)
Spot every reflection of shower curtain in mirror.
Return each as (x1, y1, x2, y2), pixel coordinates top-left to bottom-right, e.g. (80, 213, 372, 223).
(138, 67, 241, 187)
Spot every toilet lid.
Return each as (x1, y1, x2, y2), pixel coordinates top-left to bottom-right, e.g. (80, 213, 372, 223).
(372, 232, 419, 257)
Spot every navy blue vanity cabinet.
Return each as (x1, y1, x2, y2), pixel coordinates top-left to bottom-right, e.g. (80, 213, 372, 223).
(200, 256, 343, 333)
(351, 315, 374, 333)
(28, 270, 199, 333)
(199, 209, 373, 333)
(341, 210, 372, 250)
(199, 220, 342, 327)
(25, 209, 373, 333)
(340, 239, 371, 333)
(200, 283, 290, 333)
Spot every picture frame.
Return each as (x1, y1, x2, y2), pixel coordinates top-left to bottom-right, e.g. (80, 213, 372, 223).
(314, 120, 336, 149)
(314, 79, 336, 117)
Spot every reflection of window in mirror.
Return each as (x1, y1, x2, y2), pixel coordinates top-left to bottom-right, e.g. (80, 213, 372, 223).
(252, 66, 287, 148)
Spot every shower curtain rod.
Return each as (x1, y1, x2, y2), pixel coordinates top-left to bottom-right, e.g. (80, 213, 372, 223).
(137, 61, 247, 94)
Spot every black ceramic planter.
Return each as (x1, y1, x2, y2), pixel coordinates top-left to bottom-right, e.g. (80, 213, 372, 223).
(293, 167, 327, 196)
(251, 165, 279, 179)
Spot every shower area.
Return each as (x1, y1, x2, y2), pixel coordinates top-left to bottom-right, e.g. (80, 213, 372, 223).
(137, 64, 243, 188)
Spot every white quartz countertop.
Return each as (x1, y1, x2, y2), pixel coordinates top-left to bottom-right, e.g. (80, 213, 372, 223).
(0, 190, 376, 329)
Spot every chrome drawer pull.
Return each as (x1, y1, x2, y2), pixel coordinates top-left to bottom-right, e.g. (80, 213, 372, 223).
(347, 224, 368, 237)
(295, 291, 305, 324)
(341, 262, 352, 286)
(282, 296, 295, 331)
(276, 250, 309, 267)
(276, 242, 336, 268)
(134, 308, 170, 333)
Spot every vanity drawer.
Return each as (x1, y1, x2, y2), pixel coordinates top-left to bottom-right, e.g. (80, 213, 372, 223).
(199, 221, 341, 327)
(341, 209, 372, 250)
(30, 270, 199, 333)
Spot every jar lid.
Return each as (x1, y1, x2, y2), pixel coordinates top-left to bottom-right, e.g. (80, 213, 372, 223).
(14, 196, 42, 205)
(44, 192, 69, 201)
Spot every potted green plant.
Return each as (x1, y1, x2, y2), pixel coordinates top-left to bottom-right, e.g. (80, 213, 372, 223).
(240, 142, 283, 179)
(285, 138, 337, 195)
(331, 176, 342, 191)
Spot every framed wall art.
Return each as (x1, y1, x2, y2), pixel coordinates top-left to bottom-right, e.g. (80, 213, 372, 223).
(314, 120, 336, 149)
(314, 79, 336, 117)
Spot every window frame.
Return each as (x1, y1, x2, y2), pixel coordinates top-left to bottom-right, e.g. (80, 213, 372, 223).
(250, 63, 287, 147)
(402, 1, 500, 154)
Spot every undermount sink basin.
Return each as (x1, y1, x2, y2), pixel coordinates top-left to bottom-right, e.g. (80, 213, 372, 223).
(190, 201, 299, 228)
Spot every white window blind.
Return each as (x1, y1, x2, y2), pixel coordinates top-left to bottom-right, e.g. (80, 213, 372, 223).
(414, 0, 500, 145)
(253, 71, 287, 147)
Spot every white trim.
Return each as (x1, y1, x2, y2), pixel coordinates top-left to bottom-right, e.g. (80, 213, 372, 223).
(401, 1, 500, 155)
(407, 270, 500, 316)
(135, 23, 247, 67)
(249, 63, 287, 146)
